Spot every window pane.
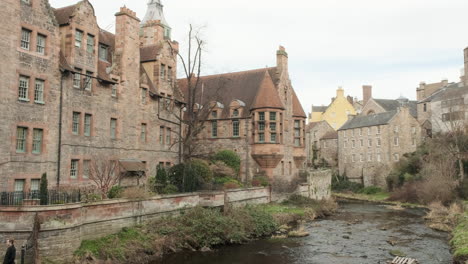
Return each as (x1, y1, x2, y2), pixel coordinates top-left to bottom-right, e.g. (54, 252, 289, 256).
(259, 122, 265, 131)
(16, 127, 27, 153)
(19, 76, 29, 100)
(75, 30, 83, 48)
(21, 29, 31, 50)
(233, 120, 239, 137)
(85, 71, 92, 91)
(32, 128, 43, 154)
(270, 112, 276, 121)
(73, 69, 81, 88)
(211, 121, 217, 137)
(271, 133, 277, 143)
(87, 34, 94, 53)
(141, 123, 147, 142)
(37, 34, 46, 54)
(259, 133, 265, 142)
(34, 79, 44, 103)
(166, 128, 171, 145)
(70, 160, 79, 179)
(84, 114, 92, 136)
(72, 112, 80, 134)
(270, 123, 276, 131)
(99, 44, 108, 61)
(141, 88, 147, 104)
(160, 126, 164, 144)
(259, 112, 265, 121)
(31, 179, 40, 191)
(110, 118, 117, 139)
(160, 64, 166, 78)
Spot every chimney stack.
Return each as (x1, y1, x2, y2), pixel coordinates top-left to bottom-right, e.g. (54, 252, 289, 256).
(336, 87, 344, 98)
(276, 46, 288, 75)
(363, 85, 372, 105)
(115, 7, 141, 83)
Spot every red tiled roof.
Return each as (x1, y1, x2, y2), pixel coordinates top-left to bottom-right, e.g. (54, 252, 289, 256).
(178, 68, 282, 119)
(53, 4, 77, 25)
(292, 89, 307, 118)
(140, 45, 162, 62)
(251, 71, 285, 111)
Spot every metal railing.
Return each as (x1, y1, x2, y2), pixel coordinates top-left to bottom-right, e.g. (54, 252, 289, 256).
(0, 190, 82, 206)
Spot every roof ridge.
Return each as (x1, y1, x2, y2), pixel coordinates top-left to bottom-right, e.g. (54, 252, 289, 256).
(53, 3, 78, 11)
(194, 67, 277, 79)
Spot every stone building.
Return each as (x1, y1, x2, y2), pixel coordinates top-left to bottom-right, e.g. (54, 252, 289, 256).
(305, 121, 336, 168)
(338, 107, 421, 187)
(178, 47, 307, 182)
(0, 0, 182, 191)
(429, 83, 468, 133)
(308, 87, 358, 130)
(360, 85, 417, 117)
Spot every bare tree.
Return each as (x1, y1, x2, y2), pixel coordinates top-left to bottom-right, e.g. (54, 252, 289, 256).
(89, 157, 121, 198)
(168, 25, 225, 162)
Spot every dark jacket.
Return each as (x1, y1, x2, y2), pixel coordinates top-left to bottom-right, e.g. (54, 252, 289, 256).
(3, 245, 15, 264)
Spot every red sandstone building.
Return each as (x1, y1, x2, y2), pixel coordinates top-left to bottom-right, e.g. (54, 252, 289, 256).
(0, 0, 181, 192)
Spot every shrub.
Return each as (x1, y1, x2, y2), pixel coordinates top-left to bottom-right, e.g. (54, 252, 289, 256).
(224, 182, 240, 190)
(155, 165, 168, 193)
(210, 161, 236, 179)
(331, 174, 363, 193)
(358, 186, 382, 195)
(108, 185, 124, 199)
(39, 173, 48, 205)
(212, 150, 241, 174)
(122, 187, 151, 200)
(161, 184, 178, 195)
(252, 176, 269, 187)
(168, 160, 213, 192)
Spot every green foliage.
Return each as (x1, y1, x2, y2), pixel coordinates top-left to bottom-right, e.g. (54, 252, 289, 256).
(108, 185, 124, 199)
(161, 184, 178, 194)
(451, 213, 468, 261)
(212, 150, 241, 174)
(332, 174, 363, 193)
(386, 145, 427, 190)
(169, 160, 213, 192)
(358, 186, 383, 195)
(155, 165, 168, 193)
(39, 173, 48, 205)
(252, 176, 270, 187)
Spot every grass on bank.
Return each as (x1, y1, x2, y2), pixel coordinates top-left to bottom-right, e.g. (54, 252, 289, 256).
(451, 211, 468, 263)
(74, 195, 337, 263)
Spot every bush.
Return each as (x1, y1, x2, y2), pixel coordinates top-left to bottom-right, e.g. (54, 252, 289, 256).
(168, 160, 213, 192)
(358, 186, 383, 195)
(161, 184, 178, 195)
(108, 185, 124, 199)
(122, 187, 152, 200)
(224, 182, 240, 190)
(210, 161, 236, 179)
(252, 176, 269, 187)
(332, 174, 363, 193)
(39, 173, 48, 205)
(154, 165, 168, 193)
(212, 150, 241, 174)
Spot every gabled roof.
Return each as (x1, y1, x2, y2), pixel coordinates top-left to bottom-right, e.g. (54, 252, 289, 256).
(178, 68, 284, 119)
(339, 111, 397, 130)
(292, 89, 307, 118)
(53, 3, 78, 25)
(321, 131, 338, 140)
(311, 106, 328, 113)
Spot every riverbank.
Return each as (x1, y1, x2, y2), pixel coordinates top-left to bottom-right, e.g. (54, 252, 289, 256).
(72, 195, 337, 264)
(333, 192, 426, 209)
(452, 210, 468, 264)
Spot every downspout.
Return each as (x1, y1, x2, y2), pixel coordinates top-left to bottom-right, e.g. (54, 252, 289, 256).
(57, 71, 67, 188)
(178, 105, 182, 164)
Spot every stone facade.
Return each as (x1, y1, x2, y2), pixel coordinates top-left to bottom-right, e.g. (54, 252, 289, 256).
(338, 107, 421, 187)
(0, 0, 182, 191)
(179, 47, 307, 183)
(305, 121, 336, 167)
(430, 83, 468, 133)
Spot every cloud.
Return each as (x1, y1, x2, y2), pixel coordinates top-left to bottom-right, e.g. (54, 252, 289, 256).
(49, 0, 468, 113)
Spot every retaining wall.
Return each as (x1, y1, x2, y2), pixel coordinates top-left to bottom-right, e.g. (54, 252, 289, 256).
(297, 169, 332, 200)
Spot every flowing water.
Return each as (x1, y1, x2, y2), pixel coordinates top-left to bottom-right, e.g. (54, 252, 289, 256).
(154, 201, 452, 264)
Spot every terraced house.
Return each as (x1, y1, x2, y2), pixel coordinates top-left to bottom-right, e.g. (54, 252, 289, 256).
(0, 0, 182, 191)
(179, 47, 307, 182)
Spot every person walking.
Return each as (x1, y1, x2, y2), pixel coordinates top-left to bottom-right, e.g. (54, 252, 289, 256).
(3, 239, 15, 264)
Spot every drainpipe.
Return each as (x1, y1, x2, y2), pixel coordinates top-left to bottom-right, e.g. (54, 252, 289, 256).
(57, 71, 67, 188)
(178, 105, 183, 164)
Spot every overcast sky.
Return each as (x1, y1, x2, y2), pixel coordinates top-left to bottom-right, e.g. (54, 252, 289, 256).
(49, 0, 468, 113)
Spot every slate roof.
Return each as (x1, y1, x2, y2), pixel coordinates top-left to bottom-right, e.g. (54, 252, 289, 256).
(373, 99, 417, 118)
(339, 111, 397, 130)
(178, 67, 305, 119)
(311, 106, 328, 112)
(53, 4, 78, 25)
(321, 131, 338, 140)
(424, 83, 468, 103)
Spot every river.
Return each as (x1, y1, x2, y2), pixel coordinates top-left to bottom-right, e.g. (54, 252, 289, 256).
(154, 200, 452, 264)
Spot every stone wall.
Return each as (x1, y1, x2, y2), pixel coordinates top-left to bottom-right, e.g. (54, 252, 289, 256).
(0, 187, 270, 262)
(296, 169, 332, 200)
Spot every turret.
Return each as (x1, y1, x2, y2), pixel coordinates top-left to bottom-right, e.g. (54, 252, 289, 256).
(140, 0, 172, 45)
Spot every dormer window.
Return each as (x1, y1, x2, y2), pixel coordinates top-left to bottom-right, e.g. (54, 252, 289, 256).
(99, 44, 108, 61)
(233, 109, 239, 117)
(211, 111, 217, 119)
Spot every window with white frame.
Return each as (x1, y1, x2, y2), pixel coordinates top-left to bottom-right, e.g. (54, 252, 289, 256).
(72, 112, 80, 135)
(32, 128, 43, 154)
(87, 34, 94, 53)
(233, 120, 240, 137)
(84, 114, 92, 136)
(360, 154, 364, 162)
(85, 71, 93, 91)
(75, 30, 83, 48)
(368, 139, 372, 147)
(259, 132, 265, 143)
(377, 153, 381, 162)
(160, 64, 166, 79)
(73, 68, 81, 88)
(393, 153, 400, 162)
(367, 153, 372, 162)
(19, 75, 29, 101)
(271, 133, 277, 143)
(270, 112, 277, 121)
(351, 154, 356, 162)
(70, 159, 79, 179)
(360, 139, 364, 147)
(394, 126, 399, 133)
(16, 127, 27, 153)
(377, 126, 381, 134)
(36, 34, 46, 55)
(377, 138, 381, 147)
(394, 137, 399, 146)
(34, 79, 44, 103)
(352, 140, 356, 148)
(21, 28, 31, 50)
(31, 179, 40, 193)
(294, 120, 301, 147)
